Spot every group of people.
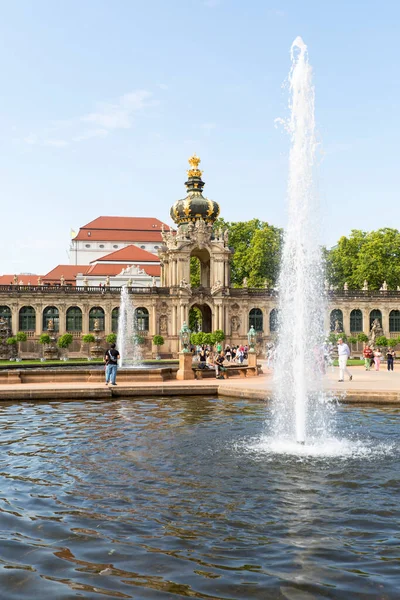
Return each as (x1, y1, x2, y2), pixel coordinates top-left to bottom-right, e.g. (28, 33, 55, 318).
(338, 337, 396, 382)
(195, 344, 248, 379)
(363, 344, 395, 372)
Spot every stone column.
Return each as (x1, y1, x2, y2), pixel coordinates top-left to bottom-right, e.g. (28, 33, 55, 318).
(172, 303, 177, 336)
(58, 305, 66, 335)
(35, 305, 43, 336)
(11, 304, 19, 335)
(342, 308, 350, 336)
(151, 301, 157, 336)
(104, 305, 112, 336)
(176, 352, 195, 380)
(82, 304, 90, 334)
(362, 308, 370, 335)
(381, 307, 389, 337)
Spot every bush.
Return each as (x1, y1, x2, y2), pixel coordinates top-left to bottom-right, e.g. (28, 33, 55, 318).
(6, 337, 16, 345)
(39, 334, 51, 345)
(357, 333, 369, 343)
(16, 332, 27, 343)
(82, 334, 96, 344)
(106, 333, 117, 344)
(375, 336, 389, 348)
(134, 334, 146, 345)
(153, 335, 164, 347)
(213, 329, 225, 343)
(327, 332, 347, 344)
(347, 336, 358, 344)
(57, 333, 73, 349)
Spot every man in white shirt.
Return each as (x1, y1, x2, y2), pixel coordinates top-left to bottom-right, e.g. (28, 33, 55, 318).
(337, 338, 353, 382)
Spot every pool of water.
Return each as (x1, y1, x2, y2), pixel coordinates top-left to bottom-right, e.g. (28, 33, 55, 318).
(0, 397, 399, 599)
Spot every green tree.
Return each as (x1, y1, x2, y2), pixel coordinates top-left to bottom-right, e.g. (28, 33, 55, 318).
(325, 228, 400, 289)
(375, 336, 389, 348)
(57, 333, 73, 359)
(214, 218, 283, 287)
(82, 334, 96, 359)
(357, 333, 369, 343)
(106, 333, 117, 345)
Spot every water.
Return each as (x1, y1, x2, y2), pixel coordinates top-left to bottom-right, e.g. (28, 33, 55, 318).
(0, 397, 398, 599)
(273, 37, 326, 445)
(117, 286, 143, 367)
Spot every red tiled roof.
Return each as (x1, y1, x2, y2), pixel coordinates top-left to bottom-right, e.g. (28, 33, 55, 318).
(43, 265, 87, 284)
(92, 245, 159, 263)
(74, 216, 171, 241)
(85, 263, 161, 277)
(0, 274, 42, 286)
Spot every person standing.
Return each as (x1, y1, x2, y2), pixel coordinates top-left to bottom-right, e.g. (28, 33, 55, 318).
(337, 338, 352, 382)
(373, 347, 382, 371)
(104, 343, 120, 386)
(363, 344, 373, 371)
(386, 347, 395, 371)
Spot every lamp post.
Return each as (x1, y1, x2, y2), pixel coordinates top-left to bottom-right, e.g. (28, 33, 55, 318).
(179, 322, 191, 353)
(246, 325, 258, 371)
(247, 326, 256, 353)
(177, 322, 194, 380)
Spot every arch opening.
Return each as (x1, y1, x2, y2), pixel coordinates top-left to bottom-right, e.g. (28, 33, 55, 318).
(190, 248, 210, 288)
(189, 303, 212, 333)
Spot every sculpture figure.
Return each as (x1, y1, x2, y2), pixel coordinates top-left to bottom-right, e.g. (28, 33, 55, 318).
(344, 282, 348, 291)
(93, 318, 100, 330)
(105, 276, 110, 287)
(334, 319, 342, 333)
(60, 275, 65, 286)
(242, 277, 248, 288)
(362, 280, 368, 291)
(380, 281, 388, 291)
(47, 319, 54, 330)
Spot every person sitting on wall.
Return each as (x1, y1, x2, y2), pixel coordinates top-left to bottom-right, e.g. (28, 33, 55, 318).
(215, 351, 226, 379)
(198, 346, 207, 369)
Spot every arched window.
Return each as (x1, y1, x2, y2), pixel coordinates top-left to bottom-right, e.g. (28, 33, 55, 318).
(330, 309, 343, 331)
(369, 309, 382, 330)
(269, 308, 278, 333)
(19, 306, 36, 331)
(112, 307, 119, 333)
(89, 307, 105, 331)
(43, 306, 59, 331)
(135, 307, 149, 331)
(0, 306, 11, 327)
(389, 310, 400, 332)
(350, 309, 363, 332)
(66, 306, 82, 331)
(249, 308, 263, 332)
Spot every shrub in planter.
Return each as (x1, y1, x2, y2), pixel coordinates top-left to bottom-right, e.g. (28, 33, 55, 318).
(106, 333, 117, 345)
(82, 334, 96, 360)
(152, 335, 164, 359)
(57, 333, 74, 360)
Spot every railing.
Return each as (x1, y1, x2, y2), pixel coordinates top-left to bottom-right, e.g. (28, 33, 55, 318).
(0, 285, 170, 295)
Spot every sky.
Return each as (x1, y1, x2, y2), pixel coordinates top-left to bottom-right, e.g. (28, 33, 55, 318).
(0, 0, 399, 275)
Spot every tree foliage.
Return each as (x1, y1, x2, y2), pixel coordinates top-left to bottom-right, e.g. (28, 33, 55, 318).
(106, 333, 117, 344)
(39, 334, 51, 345)
(57, 333, 73, 349)
(152, 335, 165, 347)
(325, 228, 400, 289)
(82, 334, 95, 344)
(16, 332, 27, 343)
(214, 218, 283, 287)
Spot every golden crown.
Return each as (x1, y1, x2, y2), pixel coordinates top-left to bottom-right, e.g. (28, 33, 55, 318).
(188, 153, 201, 168)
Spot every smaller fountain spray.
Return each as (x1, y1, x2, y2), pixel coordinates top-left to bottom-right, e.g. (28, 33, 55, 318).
(117, 286, 143, 367)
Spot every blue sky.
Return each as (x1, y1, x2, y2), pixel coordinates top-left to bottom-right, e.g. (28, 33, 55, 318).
(0, 0, 399, 274)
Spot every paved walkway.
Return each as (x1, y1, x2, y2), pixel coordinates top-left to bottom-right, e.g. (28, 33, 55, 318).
(0, 361, 398, 403)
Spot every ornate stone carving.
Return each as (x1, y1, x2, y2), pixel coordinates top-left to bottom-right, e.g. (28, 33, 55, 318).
(159, 315, 168, 334)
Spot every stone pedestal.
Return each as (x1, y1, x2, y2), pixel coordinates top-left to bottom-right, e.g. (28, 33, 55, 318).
(247, 351, 257, 368)
(176, 352, 195, 380)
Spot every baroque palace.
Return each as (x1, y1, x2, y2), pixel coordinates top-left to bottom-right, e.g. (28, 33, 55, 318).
(1, 155, 400, 358)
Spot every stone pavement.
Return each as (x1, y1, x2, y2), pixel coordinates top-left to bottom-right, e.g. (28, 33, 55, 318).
(0, 361, 399, 403)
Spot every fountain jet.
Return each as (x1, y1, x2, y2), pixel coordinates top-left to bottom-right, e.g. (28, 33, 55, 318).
(273, 37, 325, 445)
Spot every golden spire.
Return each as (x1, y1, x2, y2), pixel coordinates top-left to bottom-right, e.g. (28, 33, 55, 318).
(188, 153, 201, 168)
(187, 153, 203, 179)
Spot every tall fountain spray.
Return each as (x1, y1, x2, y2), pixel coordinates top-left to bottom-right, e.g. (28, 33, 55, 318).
(117, 286, 142, 367)
(273, 37, 325, 444)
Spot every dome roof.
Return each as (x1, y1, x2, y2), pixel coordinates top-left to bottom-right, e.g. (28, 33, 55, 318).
(170, 155, 220, 225)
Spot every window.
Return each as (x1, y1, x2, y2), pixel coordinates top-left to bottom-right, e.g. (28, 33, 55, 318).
(66, 306, 82, 331)
(330, 309, 343, 331)
(89, 307, 105, 331)
(99, 244, 105, 249)
(140, 245, 146, 249)
(112, 307, 119, 332)
(269, 309, 278, 333)
(135, 307, 149, 331)
(369, 309, 382, 330)
(85, 244, 91, 248)
(350, 309, 363, 332)
(113, 245, 118, 249)
(249, 308, 263, 332)
(389, 310, 400, 332)
(43, 306, 59, 331)
(19, 306, 35, 331)
(154, 245, 159, 250)
(0, 306, 11, 327)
